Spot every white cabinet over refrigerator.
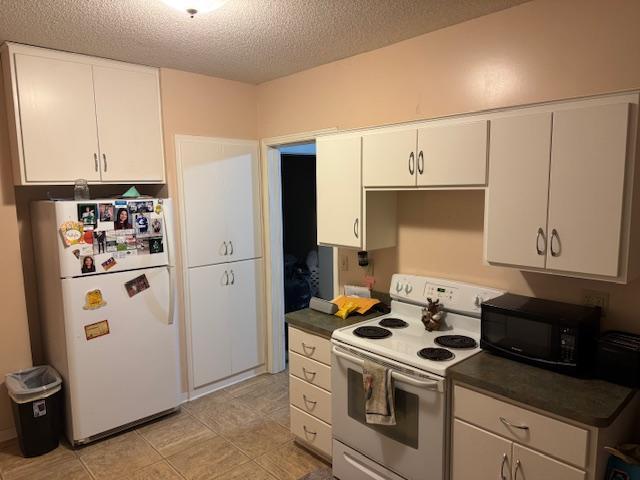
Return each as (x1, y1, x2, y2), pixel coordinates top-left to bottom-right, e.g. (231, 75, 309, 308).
(176, 135, 265, 395)
(31, 198, 179, 445)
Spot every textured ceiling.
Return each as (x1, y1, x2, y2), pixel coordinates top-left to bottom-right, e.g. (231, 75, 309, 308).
(0, 0, 530, 84)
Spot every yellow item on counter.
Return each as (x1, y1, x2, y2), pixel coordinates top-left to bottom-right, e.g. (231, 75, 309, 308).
(332, 295, 381, 318)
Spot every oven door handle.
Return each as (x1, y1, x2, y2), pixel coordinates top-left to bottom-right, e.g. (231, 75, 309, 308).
(332, 346, 444, 392)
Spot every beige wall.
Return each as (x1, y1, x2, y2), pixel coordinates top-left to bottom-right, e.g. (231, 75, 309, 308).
(0, 72, 32, 434)
(159, 68, 258, 392)
(257, 0, 640, 333)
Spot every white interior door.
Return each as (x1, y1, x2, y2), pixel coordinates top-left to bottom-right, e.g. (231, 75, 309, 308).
(316, 135, 362, 248)
(417, 120, 487, 186)
(61, 267, 178, 441)
(513, 444, 586, 480)
(188, 264, 232, 388)
(222, 142, 262, 262)
(228, 258, 263, 374)
(14, 53, 100, 182)
(485, 113, 552, 268)
(546, 103, 630, 277)
(362, 128, 417, 187)
(452, 419, 513, 480)
(92, 65, 164, 182)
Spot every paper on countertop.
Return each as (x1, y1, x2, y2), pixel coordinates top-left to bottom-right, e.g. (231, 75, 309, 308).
(332, 295, 380, 316)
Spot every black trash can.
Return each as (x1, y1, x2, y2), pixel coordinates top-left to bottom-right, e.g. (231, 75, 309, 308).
(6, 366, 63, 457)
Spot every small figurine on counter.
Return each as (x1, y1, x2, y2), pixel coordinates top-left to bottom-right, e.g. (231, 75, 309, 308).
(421, 298, 445, 332)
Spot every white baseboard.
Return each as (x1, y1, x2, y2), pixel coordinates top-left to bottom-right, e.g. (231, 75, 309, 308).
(0, 426, 16, 443)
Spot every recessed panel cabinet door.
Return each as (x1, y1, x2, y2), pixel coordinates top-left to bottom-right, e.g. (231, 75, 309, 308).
(547, 103, 630, 277)
(486, 113, 552, 268)
(93, 65, 164, 182)
(14, 54, 100, 182)
(417, 120, 488, 186)
(316, 135, 362, 248)
(189, 264, 232, 388)
(362, 128, 417, 187)
(513, 444, 586, 480)
(452, 419, 512, 480)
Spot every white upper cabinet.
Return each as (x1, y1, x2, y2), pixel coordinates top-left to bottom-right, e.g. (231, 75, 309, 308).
(416, 120, 488, 187)
(92, 65, 164, 182)
(362, 128, 417, 187)
(11, 53, 101, 183)
(546, 103, 630, 277)
(1, 43, 165, 185)
(486, 112, 552, 269)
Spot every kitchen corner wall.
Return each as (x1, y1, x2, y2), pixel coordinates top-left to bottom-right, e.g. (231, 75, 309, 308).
(0, 70, 32, 437)
(256, 0, 640, 333)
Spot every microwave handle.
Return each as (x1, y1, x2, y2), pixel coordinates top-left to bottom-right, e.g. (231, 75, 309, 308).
(332, 346, 444, 392)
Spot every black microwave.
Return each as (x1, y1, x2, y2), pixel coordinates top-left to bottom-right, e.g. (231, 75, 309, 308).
(481, 294, 601, 377)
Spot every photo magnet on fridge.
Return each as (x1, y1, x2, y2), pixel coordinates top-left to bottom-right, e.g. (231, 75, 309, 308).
(84, 320, 110, 340)
(149, 237, 164, 254)
(83, 289, 107, 310)
(150, 217, 163, 235)
(93, 230, 107, 255)
(134, 213, 150, 235)
(98, 203, 115, 222)
(125, 274, 150, 298)
(114, 207, 132, 230)
(83, 226, 94, 245)
(81, 255, 96, 274)
(128, 201, 154, 214)
(77, 203, 97, 228)
(101, 257, 117, 271)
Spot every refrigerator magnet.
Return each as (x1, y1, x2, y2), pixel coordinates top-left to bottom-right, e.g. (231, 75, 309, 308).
(94, 231, 107, 255)
(149, 237, 164, 254)
(124, 274, 150, 298)
(150, 217, 163, 235)
(81, 255, 96, 274)
(98, 203, 115, 222)
(84, 320, 110, 340)
(83, 289, 107, 310)
(134, 213, 150, 235)
(77, 203, 98, 228)
(83, 227, 94, 244)
(59, 221, 84, 247)
(101, 257, 117, 271)
(154, 203, 162, 214)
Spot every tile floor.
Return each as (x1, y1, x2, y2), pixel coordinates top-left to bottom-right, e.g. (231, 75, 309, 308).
(0, 370, 331, 480)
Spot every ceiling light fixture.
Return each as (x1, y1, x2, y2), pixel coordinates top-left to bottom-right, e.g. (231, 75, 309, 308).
(161, 0, 227, 18)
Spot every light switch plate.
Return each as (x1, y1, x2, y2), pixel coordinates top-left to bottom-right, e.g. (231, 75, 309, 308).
(582, 289, 609, 316)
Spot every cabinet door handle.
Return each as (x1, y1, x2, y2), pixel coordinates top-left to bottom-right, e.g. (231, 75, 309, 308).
(228, 240, 234, 255)
(550, 228, 561, 257)
(302, 394, 317, 409)
(408, 152, 415, 175)
(221, 241, 228, 256)
(301, 342, 316, 356)
(500, 453, 508, 480)
(229, 269, 235, 285)
(94, 153, 98, 172)
(353, 218, 359, 239)
(417, 150, 424, 174)
(302, 367, 316, 382)
(514, 460, 522, 480)
(500, 416, 529, 431)
(221, 270, 229, 286)
(102, 153, 107, 172)
(302, 425, 317, 439)
(536, 227, 547, 255)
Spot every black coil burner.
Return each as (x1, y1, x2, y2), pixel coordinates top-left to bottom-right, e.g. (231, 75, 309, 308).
(434, 335, 477, 349)
(418, 347, 454, 361)
(353, 326, 392, 339)
(379, 318, 408, 329)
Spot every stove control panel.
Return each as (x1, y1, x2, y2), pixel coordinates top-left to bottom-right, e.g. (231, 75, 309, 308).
(426, 284, 456, 303)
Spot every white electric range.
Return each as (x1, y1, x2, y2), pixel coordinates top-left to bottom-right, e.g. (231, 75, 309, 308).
(331, 274, 504, 480)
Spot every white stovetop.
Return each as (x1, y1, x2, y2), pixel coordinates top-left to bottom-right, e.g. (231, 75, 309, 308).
(331, 300, 483, 377)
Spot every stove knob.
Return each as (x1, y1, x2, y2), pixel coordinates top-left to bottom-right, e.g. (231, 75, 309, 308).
(395, 282, 403, 293)
(405, 284, 413, 295)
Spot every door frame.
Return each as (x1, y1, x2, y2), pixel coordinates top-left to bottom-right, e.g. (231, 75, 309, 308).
(260, 128, 339, 373)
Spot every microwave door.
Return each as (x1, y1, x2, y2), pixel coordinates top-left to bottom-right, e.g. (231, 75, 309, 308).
(483, 313, 557, 362)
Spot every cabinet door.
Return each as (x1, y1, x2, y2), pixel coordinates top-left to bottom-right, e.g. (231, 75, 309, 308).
(485, 113, 552, 268)
(513, 444, 586, 480)
(188, 264, 232, 388)
(93, 65, 164, 182)
(417, 120, 487, 186)
(14, 53, 100, 182)
(316, 135, 362, 248)
(452, 419, 512, 480)
(362, 128, 417, 187)
(547, 103, 630, 277)
(228, 258, 263, 374)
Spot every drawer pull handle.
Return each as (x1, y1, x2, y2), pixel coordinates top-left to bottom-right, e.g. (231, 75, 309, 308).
(500, 416, 529, 431)
(303, 394, 317, 410)
(301, 343, 316, 356)
(303, 425, 317, 439)
(500, 453, 508, 480)
(514, 460, 522, 480)
(302, 367, 317, 382)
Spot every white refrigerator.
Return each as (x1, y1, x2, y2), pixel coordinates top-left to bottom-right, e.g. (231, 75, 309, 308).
(31, 198, 180, 445)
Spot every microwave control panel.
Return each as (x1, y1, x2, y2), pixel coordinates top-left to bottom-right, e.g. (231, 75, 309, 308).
(560, 328, 577, 363)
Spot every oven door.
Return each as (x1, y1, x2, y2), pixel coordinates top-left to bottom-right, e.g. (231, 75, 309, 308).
(331, 343, 446, 480)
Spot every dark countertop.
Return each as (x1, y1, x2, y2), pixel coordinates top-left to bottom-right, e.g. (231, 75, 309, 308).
(285, 293, 389, 339)
(450, 351, 636, 428)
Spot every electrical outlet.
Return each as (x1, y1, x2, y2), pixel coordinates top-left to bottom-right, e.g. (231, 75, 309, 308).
(340, 254, 349, 272)
(582, 289, 609, 315)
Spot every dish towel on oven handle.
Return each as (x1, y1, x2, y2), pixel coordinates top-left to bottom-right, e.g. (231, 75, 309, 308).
(363, 360, 396, 425)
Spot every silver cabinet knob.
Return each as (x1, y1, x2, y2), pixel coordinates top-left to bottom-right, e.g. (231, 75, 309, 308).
(550, 229, 561, 257)
(536, 227, 547, 255)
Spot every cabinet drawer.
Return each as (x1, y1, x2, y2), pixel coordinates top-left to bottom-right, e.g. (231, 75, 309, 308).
(454, 386, 589, 468)
(289, 327, 331, 365)
(290, 375, 332, 424)
(290, 406, 332, 457)
(290, 351, 332, 392)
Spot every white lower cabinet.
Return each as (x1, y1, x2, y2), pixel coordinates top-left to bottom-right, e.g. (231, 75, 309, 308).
(452, 419, 512, 480)
(189, 258, 263, 389)
(513, 443, 586, 480)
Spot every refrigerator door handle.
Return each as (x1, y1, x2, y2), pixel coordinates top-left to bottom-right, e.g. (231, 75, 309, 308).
(167, 266, 175, 325)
